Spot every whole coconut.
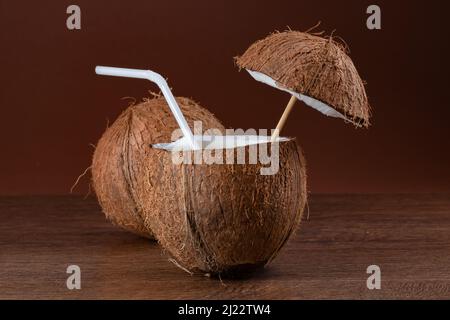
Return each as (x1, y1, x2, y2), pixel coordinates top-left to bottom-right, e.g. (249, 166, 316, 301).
(138, 139, 307, 276)
(92, 96, 225, 239)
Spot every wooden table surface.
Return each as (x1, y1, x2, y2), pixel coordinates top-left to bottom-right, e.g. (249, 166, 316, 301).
(0, 194, 449, 299)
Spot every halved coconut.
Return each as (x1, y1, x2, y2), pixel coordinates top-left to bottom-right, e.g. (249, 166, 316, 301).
(235, 31, 371, 127)
(92, 96, 225, 239)
(138, 138, 307, 275)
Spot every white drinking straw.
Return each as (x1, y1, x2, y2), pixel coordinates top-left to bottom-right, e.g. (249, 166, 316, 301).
(95, 66, 198, 150)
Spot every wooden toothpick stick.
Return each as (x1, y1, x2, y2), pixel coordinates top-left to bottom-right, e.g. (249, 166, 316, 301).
(271, 95, 297, 142)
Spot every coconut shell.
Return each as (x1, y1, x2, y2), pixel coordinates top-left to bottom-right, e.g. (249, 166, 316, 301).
(138, 139, 307, 275)
(236, 31, 371, 127)
(92, 96, 225, 239)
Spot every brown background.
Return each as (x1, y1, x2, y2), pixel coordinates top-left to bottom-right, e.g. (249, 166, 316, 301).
(0, 0, 449, 195)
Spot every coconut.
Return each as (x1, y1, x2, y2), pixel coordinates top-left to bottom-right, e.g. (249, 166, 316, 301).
(235, 31, 371, 127)
(92, 96, 225, 239)
(138, 138, 307, 276)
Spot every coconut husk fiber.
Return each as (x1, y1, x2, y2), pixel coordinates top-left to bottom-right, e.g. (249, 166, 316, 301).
(235, 30, 371, 127)
(92, 96, 225, 239)
(138, 139, 307, 276)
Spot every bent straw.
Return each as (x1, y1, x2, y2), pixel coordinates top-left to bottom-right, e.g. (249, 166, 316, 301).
(95, 66, 198, 150)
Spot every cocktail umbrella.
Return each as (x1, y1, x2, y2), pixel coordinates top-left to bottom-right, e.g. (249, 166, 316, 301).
(235, 30, 371, 140)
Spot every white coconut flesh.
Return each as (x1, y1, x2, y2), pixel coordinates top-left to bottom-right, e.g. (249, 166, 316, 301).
(246, 69, 355, 123)
(153, 135, 289, 152)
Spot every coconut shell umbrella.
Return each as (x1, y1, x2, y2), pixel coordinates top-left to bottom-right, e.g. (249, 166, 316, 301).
(235, 31, 371, 140)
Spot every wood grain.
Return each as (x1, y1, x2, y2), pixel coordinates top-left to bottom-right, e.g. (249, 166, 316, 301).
(0, 194, 449, 299)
